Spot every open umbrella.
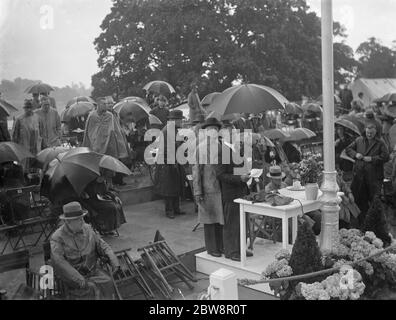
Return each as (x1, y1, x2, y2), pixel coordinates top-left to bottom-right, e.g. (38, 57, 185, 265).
(99, 155, 132, 176)
(262, 129, 290, 141)
(245, 132, 275, 147)
(113, 100, 150, 122)
(0, 99, 18, 117)
(201, 92, 221, 107)
(316, 94, 341, 105)
(207, 84, 288, 116)
(284, 128, 316, 142)
(284, 102, 304, 115)
(122, 96, 149, 107)
(0, 142, 35, 164)
(374, 92, 396, 104)
(149, 115, 163, 126)
(302, 103, 323, 114)
(143, 81, 175, 97)
(64, 101, 95, 119)
(36, 146, 71, 167)
(25, 83, 54, 94)
(66, 96, 96, 108)
(335, 118, 362, 136)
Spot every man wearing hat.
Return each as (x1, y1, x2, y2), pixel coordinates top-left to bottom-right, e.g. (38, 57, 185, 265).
(346, 119, 389, 226)
(35, 96, 61, 148)
(154, 109, 186, 219)
(50, 202, 120, 300)
(12, 99, 43, 167)
(150, 95, 170, 129)
(265, 166, 287, 193)
(193, 117, 224, 257)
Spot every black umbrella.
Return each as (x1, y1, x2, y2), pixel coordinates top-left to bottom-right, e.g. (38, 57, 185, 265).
(25, 83, 54, 94)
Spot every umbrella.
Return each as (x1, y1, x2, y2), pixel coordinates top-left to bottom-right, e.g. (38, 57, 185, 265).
(316, 94, 341, 105)
(284, 128, 316, 142)
(284, 102, 303, 114)
(36, 146, 71, 167)
(149, 115, 163, 126)
(174, 103, 189, 120)
(373, 92, 396, 103)
(207, 84, 288, 116)
(113, 100, 150, 122)
(0, 99, 18, 117)
(66, 96, 96, 108)
(0, 142, 35, 164)
(122, 96, 149, 107)
(245, 132, 275, 147)
(201, 92, 221, 107)
(302, 103, 323, 114)
(99, 155, 132, 176)
(25, 83, 54, 94)
(143, 81, 175, 97)
(262, 129, 290, 141)
(335, 118, 362, 135)
(64, 101, 95, 119)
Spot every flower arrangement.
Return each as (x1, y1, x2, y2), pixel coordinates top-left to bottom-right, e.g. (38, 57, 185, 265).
(297, 266, 365, 300)
(297, 153, 323, 185)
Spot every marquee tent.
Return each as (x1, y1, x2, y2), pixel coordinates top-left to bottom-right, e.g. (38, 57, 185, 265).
(350, 78, 396, 107)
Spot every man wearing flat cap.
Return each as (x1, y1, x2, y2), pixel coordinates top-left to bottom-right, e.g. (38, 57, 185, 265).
(346, 119, 389, 226)
(50, 202, 120, 300)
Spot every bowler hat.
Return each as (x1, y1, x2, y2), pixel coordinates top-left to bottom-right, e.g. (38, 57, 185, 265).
(60, 202, 87, 220)
(201, 117, 222, 130)
(190, 114, 205, 125)
(168, 109, 184, 120)
(266, 166, 286, 179)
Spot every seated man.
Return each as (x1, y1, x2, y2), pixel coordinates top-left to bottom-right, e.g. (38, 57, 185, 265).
(50, 202, 120, 300)
(265, 166, 287, 193)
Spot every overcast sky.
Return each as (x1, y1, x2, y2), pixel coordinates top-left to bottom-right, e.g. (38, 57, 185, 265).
(0, 0, 395, 88)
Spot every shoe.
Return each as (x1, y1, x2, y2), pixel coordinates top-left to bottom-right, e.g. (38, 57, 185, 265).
(175, 211, 186, 216)
(166, 212, 175, 219)
(231, 254, 241, 262)
(208, 252, 222, 258)
(246, 250, 254, 257)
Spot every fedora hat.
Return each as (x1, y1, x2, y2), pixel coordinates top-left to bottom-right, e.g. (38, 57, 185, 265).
(384, 104, 396, 119)
(168, 109, 184, 120)
(201, 117, 222, 130)
(267, 166, 286, 179)
(60, 202, 87, 220)
(190, 114, 206, 125)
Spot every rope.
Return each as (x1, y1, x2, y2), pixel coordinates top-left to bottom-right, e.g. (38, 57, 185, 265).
(238, 242, 396, 286)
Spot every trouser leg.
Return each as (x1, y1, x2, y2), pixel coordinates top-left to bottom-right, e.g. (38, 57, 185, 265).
(204, 224, 217, 254)
(223, 202, 240, 258)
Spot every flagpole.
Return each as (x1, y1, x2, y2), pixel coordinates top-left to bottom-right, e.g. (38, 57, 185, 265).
(319, 0, 340, 251)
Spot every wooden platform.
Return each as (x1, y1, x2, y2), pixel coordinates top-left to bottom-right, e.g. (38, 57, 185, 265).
(196, 238, 292, 295)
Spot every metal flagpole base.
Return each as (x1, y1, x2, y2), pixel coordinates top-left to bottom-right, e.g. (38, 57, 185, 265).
(318, 171, 340, 251)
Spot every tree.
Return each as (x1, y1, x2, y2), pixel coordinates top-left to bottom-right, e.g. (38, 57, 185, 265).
(92, 0, 357, 101)
(356, 37, 396, 78)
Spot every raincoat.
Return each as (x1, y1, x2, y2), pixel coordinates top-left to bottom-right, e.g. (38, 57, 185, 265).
(12, 113, 42, 154)
(82, 110, 129, 159)
(35, 108, 61, 148)
(50, 223, 119, 300)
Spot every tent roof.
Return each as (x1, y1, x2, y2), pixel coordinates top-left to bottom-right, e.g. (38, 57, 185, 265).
(351, 78, 396, 104)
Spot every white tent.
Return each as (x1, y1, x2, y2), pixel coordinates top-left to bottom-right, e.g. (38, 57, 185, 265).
(350, 78, 396, 107)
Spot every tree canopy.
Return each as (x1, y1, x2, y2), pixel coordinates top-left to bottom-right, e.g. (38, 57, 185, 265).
(91, 0, 364, 101)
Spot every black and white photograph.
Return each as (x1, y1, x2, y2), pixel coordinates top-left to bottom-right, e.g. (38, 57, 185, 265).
(1, 0, 396, 307)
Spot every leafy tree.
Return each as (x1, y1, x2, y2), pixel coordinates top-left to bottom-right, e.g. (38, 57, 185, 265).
(356, 37, 396, 78)
(92, 0, 357, 101)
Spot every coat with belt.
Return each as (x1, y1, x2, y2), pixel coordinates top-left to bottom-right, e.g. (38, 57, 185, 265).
(192, 142, 224, 225)
(345, 135, 389, 182)
(154, 124, 185, 197)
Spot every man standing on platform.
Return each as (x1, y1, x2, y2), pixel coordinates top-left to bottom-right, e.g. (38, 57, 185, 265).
(35, 96, 61, 148)
(193, 118, 224, 257)
(154, 110, 186, 219)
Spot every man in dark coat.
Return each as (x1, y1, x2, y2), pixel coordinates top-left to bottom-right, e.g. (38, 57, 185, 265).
(216, 144, 251, 262)
(339, 87, 353, 113)
(154, 110, 186, 219)
(346, 120, 389, 225)
(150, 95, 169, 129)
(0, 116, 10, 142)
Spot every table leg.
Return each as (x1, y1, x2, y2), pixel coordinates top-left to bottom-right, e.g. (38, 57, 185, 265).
(282, 218, 288, 249)
(240, 204, 246, 267)
(292, 216, 298, 245)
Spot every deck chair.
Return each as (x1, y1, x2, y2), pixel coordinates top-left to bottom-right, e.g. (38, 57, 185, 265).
(0, 250, 39, 300)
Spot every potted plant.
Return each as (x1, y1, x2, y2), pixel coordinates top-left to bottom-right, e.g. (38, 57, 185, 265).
(298, 154, 323, 200)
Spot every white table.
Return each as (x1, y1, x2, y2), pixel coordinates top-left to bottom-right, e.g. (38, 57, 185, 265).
(234, 188, 323, 267)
